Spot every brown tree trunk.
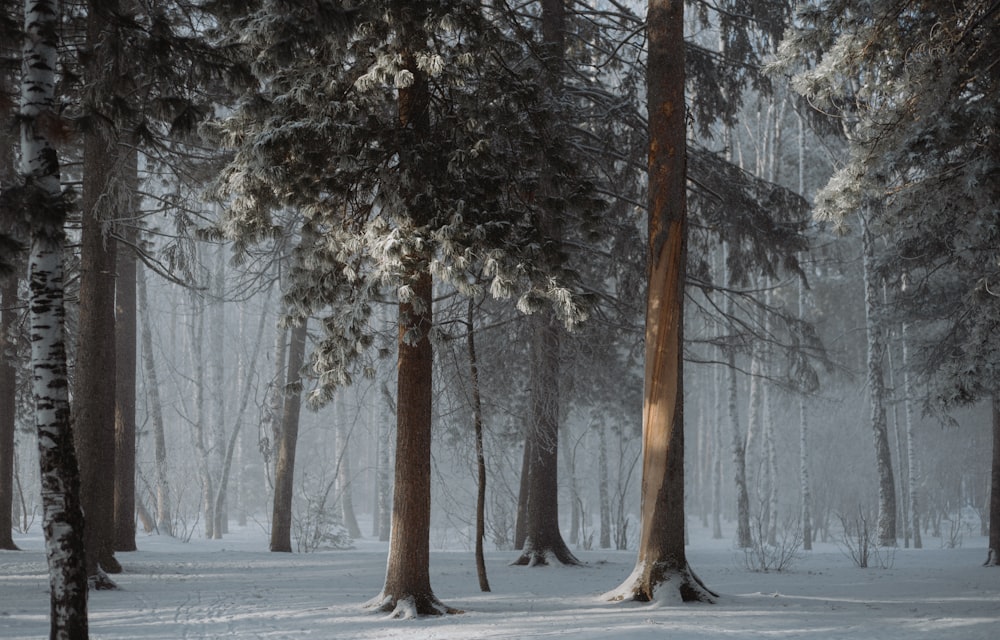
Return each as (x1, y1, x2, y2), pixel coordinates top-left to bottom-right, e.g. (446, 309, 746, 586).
(113, 145, 138, 553)
(608, 0, 714, 604)
(986, 394, 1000, 566)
(270, 318, 307, 552)
(374, 265, 457, 616)
(513, 311, 579, 566)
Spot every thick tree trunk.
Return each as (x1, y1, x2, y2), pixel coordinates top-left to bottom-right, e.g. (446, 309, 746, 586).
(608, 0, 714, 604)
(861, 210, 897, 546)
(373, 267, 456, 616)
(137, 264, 172, 535)
(22, 0, 91, 632)
(986, 394, 1000, 566)
(113, 146, 138, 553)
(270, 319, 307, 552)
(513, 310, 579, 566)
(74, 0, 128, 581)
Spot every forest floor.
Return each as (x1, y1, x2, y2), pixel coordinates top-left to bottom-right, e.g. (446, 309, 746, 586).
(1, 520, 998, 639)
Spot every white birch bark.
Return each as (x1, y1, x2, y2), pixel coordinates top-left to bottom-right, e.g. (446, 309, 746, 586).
(861, 209, 897, 546)
(796, 111, 813, 551)
(900, 276, 921, 548)
(22, 0, 89, 634)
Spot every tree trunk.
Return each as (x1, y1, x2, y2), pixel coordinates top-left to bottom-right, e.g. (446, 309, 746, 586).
(608, 0, 714, 604)
(210, 248, 227, 538)
(336, 413, 362, 539)
(187, 286, 214, 539)
(711, 358, 723, 540)
(512, 0, 578, 569)
(214, 289, 270, 539)
(513, 310, 579, 566)
(270, 318, 307, 552)
(74, 7, 122, 579)
(796, 113, 813, 551)
(22, 0, 91, 631)
(596, 423, 612, 549)
(467, 300, 491, 592)
(137, 264, 172, 535)
(900, 296, 921, 549)
(377, 381, 393, 543)
(985, 394, 1000, 566)
(0, 266, 18, 552)
(724, 245, 752, 548)
(113, 145, 138, 553)
(861, 210, 897, 546)
(374, 266, 457, 616)
(0, 52, 19, 551)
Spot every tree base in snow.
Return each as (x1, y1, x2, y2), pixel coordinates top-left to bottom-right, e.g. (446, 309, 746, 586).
(511, 546, 582, 567)
(604, 562, 717, 604)
(366, 592, 463, 618)
(89, 567, 119, 591)
(984, 548, 1000, 567)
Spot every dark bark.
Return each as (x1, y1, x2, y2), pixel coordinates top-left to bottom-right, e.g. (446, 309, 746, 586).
(467, 300, 491, 592)
(73, 1, 126, 580)
(0, 268, 18, 551)
(113, 146, 138, 553)
(270, 319, 307, 553)
(74, 120, 121, 576)
(374, 266, 458, 616)
(986, 394, 1000, 566)
(22, 0, 91, 630)
(0, 56, 18, 552)
(609, 0, 714, 603)
(513, 311, 579, 566)
(512, 0, 578, 569)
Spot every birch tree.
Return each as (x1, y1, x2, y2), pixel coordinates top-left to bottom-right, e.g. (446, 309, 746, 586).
(21, 0, 89, 634)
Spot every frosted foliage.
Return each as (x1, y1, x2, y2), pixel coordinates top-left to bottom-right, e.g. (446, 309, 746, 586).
(211, 2, 599, 401)
(777, 0, 1000, 402)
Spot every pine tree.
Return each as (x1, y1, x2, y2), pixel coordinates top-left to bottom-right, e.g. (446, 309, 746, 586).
(775, 0, 1000, 559)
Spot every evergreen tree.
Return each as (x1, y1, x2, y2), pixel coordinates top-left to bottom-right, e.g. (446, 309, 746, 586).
(211, 0, 596, 616)
(776, 0, 1000, 558)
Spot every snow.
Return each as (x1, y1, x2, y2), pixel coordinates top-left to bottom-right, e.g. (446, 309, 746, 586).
(2, 523, 998, 639)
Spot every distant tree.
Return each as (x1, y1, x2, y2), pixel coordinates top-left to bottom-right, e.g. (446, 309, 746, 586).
(270, 315, 307, 553)
(19, 0, 90, 633)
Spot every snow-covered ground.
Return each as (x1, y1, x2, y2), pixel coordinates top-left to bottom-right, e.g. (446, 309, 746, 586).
(2, 523, 998, 639)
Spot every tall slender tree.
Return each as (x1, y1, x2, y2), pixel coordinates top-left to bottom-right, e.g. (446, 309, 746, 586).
(607, 0, 715, 603)
(20, 0, 90, 633)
